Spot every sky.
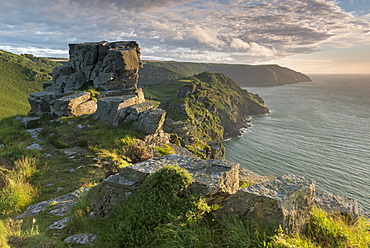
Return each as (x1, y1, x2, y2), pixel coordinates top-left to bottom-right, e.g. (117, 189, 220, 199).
(0, 0, 369, 74)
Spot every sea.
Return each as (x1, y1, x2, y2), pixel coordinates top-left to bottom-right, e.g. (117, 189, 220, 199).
(224, 74, 370, 211)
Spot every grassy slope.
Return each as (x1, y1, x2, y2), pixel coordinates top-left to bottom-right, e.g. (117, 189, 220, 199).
(139, 60, 311, 87)
(144, 72, 268, 156)
(0, 51, 60, 119)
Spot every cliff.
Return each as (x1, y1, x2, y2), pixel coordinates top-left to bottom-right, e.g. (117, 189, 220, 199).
(139, 61, 312, 87)
(144, 71, 269, 158)
(0, 42, 368, 247)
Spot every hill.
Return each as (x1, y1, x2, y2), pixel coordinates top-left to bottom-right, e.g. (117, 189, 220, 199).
(139, 61, 311, 87)
(144, 71, 269, 158)
(0, 51, 60, 118)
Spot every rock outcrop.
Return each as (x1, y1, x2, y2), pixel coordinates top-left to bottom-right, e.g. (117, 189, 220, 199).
(28, 41, 167, 135)
(220, 174, 315, 234)
(90, 154, 240, 218)
(314, 191, 360, 224)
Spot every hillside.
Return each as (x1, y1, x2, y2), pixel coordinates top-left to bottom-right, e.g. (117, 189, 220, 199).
(0, 51, 60, 118)
(144, 71, 269, 158)
(139, 61, 311, 87)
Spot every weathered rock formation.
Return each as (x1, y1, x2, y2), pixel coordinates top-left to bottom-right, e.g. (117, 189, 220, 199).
(90, 154, 240, 218)
(314, 191, 359, 224)
(220, 174, 316, 234)
(28, 41, 167, 135)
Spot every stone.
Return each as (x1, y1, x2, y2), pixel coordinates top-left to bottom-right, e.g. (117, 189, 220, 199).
(26, 128, 44, 142)
(93, 94, 144, 125)
(28, 91, 61, 116)
(220, 174, 315, 234)
(62, 146, 88, 156)
(132, 108, 166, 134)
(143, 130, 170, 147)
(90, 154, 239, 218)
(64, 71, 86, 93)
(120, 101, 154, 122)
(74, 100, 97, 115)
(20, 117, 40, 128)
(239, 167, 272, 185)
(47, 217, 70, 230)
(314, 191, 359, 224)
(26, 142, 44, 151)
(64, 233, 97, 244)
(50, 91, 92, 117)
(163, 118, 197, 146)
(28, 41, 143, 120)
(93, 48, 141, 91)
(15, 188, 89, 219)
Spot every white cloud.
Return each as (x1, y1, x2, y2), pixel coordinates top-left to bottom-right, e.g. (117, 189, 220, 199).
(230, 38, 276, 57)
(0, 0, 369, 65)
(187, 26, 224, 47)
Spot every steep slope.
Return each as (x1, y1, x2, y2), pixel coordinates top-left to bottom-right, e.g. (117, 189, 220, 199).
(0, 51, 60, 118)
(144, 71, 269, 158)
(139, 61, 311, 87)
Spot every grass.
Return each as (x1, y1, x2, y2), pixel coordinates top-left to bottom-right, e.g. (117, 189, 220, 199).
(144, 79, 193, 101)
(0, 156, 39, 215)
(0, 50, 60, 118)
(0, 114, 369, 247)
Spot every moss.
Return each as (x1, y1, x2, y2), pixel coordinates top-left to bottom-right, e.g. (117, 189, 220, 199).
(155, 144, 175, 156)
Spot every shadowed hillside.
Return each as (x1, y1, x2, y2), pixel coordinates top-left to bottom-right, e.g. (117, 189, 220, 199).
(0, 51, 61, 118)
(139, 61, 311, 87)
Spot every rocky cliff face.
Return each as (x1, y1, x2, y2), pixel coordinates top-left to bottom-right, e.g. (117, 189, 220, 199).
(28, 41, 269, 160)
(28, 41, 167, 136)
(152, 71, 269, 159)
(139, 61, 312, 87)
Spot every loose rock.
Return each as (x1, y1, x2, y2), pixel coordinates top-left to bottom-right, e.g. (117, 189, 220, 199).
(220, 174, 315, 234)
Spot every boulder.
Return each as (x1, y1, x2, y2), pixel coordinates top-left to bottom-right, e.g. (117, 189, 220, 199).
(64, 233, 97, 245)
(28, 91, 61, 116)
(238, 167, 272, 185)
(20, 117, 40, 128)
(120, 101, 154, 122)
(50, 91, 93, 117)
(93, 48, 141, 91)
(28, 41, 143, 120)
(93, 94, 144, 125)
(15, 188, 89, 219)
(90, 154, 239, 218)
(131, 108, 166, 134)
(220, 174, 315, 234)
(314, 191, 359, 224)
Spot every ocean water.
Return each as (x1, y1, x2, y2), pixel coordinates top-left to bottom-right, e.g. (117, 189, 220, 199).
(224, 74, 370, 211)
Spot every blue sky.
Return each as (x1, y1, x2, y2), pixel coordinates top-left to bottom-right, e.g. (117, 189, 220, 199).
(0, 0, 369, 74)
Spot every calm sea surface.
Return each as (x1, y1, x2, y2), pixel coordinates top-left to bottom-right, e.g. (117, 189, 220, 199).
(224, 74, 370, 211)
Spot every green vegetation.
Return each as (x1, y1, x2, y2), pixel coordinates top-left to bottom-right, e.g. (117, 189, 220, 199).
(0, 219, 10, 248)
(0, 50, 61, 118)
(143, 71, 268, 157)
(0, 114, 369, 247)
(101, 165, 210, 247)
(139, 60, 311, 87)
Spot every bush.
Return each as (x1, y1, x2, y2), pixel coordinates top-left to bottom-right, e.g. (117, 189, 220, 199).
(102, 165, 210, 247)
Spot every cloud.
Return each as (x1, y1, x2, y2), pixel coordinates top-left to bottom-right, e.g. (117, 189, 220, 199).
(187, 26, 224, 47)
(230, 38, 276, 57)
(0, 0, 369, 64)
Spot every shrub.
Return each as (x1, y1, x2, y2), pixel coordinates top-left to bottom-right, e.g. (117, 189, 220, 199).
(102, 165, 210, 247)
